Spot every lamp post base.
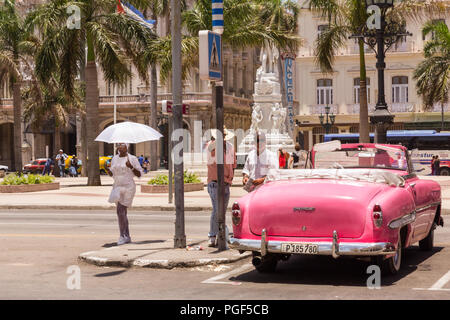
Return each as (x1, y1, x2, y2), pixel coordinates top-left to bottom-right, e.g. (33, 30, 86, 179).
(370, 108, 394, 144)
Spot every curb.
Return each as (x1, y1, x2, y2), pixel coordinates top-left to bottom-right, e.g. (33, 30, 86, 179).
(78, 251, 252, 269)
(1, 205, 211, 212)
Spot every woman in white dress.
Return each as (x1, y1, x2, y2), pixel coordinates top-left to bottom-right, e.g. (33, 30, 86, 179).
(105, 143, 143, 245)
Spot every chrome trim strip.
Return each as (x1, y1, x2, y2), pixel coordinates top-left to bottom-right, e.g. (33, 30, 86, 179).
(228, 238, 396, 256)
(389, 212, 416, 229)
(388, 201, 440, 229)
(294, 207, 315, 212)
(415, 201, 441, 213)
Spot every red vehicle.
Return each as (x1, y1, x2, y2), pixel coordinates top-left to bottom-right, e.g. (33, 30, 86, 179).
(229, 141, 444, 275)
(23, 158, 52, 174)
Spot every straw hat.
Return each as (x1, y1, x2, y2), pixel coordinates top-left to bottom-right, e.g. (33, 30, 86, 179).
(210, 127, 235, 141)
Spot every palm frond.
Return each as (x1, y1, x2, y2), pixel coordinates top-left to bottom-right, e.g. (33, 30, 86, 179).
(314, 24, 351, 73)
(86, 21, 131, 85)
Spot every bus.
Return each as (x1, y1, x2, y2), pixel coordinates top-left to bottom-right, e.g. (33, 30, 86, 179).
(324, 130, 450, 175)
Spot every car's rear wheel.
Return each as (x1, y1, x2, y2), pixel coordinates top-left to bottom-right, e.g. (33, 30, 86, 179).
(439, 167, 450, 176)
(252, 252, 278, 273)
(419, 223, 435, 251)
(0, 169, 5, 178)
(371, 238, 402, 276)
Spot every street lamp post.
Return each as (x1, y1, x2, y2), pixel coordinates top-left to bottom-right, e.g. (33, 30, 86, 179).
(319, 105, 336, 135)
(351, 0, 411, 143)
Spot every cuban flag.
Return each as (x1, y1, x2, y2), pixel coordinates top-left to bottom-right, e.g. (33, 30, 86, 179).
(117, 0, 155, 29)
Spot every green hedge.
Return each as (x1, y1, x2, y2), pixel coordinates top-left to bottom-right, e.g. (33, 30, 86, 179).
(1, 173, 55, 185)
(148, 171, 201, 185)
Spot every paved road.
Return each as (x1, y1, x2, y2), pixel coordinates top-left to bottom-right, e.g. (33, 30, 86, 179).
(0, 210, 449, 300)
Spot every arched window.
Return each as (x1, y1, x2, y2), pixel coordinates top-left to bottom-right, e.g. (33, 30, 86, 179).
(392, 76, 408, 103)
(316, 79, 333, 105)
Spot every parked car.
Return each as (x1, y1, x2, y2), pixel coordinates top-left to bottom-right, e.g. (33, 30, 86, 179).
(23, 159, 51, 174)
(64, 156, 82, 175)
(229, 141, 444, 275)
(99, 156, 113, 174)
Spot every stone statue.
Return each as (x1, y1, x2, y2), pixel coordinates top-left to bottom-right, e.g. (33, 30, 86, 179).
(250, 103, 263, 133)
(269, 103, 286, 134)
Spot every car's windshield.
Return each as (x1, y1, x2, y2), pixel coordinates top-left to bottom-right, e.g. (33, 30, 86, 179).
(314, 147, 408, 171)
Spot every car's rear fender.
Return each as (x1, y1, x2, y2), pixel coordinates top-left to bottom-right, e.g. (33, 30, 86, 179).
(367, 186, 416, 248)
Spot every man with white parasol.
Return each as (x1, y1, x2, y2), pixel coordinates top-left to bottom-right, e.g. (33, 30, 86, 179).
(95, 122, 162, 246)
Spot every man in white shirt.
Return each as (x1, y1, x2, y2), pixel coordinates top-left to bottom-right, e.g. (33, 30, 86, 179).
(242, 131, 278, 191)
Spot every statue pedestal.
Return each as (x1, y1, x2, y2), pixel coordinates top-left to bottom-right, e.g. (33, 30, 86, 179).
(237, 47, 295, 164)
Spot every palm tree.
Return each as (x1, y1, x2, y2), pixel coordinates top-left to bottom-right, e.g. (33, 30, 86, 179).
(146, 0, 301, 109)
(0, 0, 31, 172)
(138, 0, 172, 172)
(309, 0, 371, 143)
(22, 72, 84, 165)
(414, 20, 450, 131)
(28, 0, 155, 185)
(309, 0, 447, 143)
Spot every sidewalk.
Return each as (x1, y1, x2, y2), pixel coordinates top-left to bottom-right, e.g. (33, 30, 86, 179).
(79, 239, 251, 269)
(0, 175, 248, 211)
(1, 174, 450, 212)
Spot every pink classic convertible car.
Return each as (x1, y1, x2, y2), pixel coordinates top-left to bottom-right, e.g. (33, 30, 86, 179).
(229, 142, 444, 275)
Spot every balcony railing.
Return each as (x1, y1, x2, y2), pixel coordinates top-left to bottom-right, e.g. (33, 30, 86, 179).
(98, 92, 252, 108)
(431, 103, 450, 113)
(391, 103, 415, 113)
(309, 105, 338, 115)
(0, 98, 12, 107)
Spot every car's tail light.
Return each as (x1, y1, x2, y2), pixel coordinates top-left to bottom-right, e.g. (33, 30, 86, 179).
(231, 202, 241, 226)
(373, 204, 383, 228)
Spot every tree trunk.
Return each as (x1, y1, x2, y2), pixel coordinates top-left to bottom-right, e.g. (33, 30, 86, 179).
(12, 81, 22, 173)
(150, 63, 159, 171)
(85, 35, 101, 186)
(79, 41, 88, 177)
(442, 102, 445, 132)
(358, 39, 370, 143)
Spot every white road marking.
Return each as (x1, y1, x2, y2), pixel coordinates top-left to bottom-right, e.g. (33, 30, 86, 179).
(413, 270, 450, 292)
(202, 263, 253, 285)
(430, 270, 450, 290)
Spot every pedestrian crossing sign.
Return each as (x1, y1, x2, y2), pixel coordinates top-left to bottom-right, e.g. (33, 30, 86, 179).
(199, 30, 222, 81)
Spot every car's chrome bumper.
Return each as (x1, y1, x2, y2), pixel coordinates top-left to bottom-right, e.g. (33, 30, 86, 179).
(229, 230, 396, 258)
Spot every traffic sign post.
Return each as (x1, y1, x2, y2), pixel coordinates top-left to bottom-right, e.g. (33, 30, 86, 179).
(199, 26, 226, 251)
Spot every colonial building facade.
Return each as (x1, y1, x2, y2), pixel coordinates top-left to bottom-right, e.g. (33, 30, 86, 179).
(294, 2, 450, 151)
(0, 0, 255, 169)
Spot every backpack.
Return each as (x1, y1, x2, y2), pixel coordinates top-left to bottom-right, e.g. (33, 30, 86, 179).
(292, 152, 299, 164)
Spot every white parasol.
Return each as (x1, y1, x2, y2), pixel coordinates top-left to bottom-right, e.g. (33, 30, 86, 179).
(95, 121, 163, 144)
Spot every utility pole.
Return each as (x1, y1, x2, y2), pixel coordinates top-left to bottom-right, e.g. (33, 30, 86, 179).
(171, 0, 186, 248)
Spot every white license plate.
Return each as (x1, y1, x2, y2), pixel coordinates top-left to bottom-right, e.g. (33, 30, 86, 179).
(281, 243, 319, 254)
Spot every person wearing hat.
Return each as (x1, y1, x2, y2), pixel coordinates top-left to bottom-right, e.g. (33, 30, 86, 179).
(55, 149, 68, 177)
(105, 143, 143, 245)
(242, 131, 278, 192)
(206, 127, 237, 247)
